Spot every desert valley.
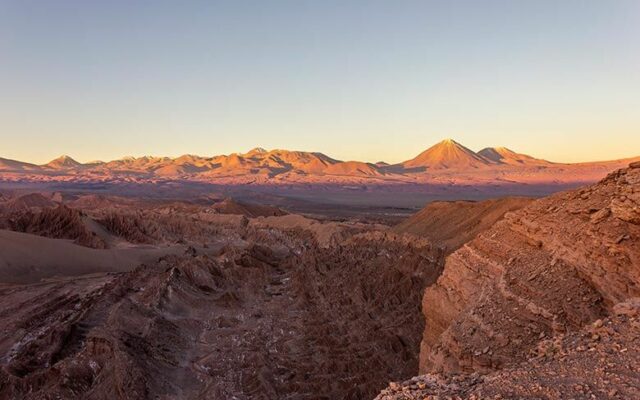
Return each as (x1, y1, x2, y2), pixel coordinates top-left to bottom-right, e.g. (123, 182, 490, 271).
(0, 142, 638, 399)
(2, 1, 639, 398)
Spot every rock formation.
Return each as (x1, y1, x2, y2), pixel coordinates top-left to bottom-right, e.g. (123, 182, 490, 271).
(7, 205, 107, 248)
(421, 163, 640, 374)
(1, 162, 639, 399)
(209, 198, 287, 218)
(0, 201, 444, 399)
(375, 162, 640, 399)
(376, 300, 640, 399)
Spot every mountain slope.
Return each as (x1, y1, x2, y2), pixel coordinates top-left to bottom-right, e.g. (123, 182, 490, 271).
(0, 157, 41, 171)
(258, 149, 339, 174)
(394, 197, 533, 252)
(324, 161, 383, 177)
(44, 155, 82, 169)
(478, 147, 551, 166)
(1, 141, 639, 186)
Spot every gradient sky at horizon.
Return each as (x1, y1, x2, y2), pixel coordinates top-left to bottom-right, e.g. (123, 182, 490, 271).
(1, 0, 639, 164)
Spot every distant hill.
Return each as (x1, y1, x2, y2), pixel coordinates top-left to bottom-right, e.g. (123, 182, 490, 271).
(210, 198, 287, 218)
(0, 157, 41, 172)
(477, 147, 551, 166)
(43, 155, 82, 169)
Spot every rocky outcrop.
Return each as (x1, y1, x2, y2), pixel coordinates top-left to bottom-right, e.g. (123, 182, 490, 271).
(0, 193, 56, 213)
(376, 299, 640, 399)
(97, 213, 158, 244)
(0, 211, 443, 399)
(209, 198, 287, 217)
(7, 205, 107, 248)
(419, 164, 640, 374)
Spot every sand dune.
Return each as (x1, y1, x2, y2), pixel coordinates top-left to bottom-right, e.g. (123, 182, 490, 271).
(0, 229, 215, 284)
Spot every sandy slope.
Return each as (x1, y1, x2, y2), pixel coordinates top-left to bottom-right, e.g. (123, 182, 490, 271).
(0, 230, 217, 284)
(394, 197, 533, 252)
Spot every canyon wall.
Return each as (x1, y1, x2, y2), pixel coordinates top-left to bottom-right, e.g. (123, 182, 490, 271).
(420, 163, 640, 374)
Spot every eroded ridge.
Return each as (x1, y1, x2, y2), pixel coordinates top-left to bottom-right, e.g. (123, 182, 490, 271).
(0, 211, 444, 400)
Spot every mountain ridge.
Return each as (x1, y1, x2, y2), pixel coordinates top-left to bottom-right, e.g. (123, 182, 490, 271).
(1, 140, 639, 187)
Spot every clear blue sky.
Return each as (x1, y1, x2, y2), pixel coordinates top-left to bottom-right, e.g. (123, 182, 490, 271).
(1, 0, 639, 164)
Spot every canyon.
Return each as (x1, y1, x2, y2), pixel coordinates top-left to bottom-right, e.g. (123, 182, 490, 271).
(0, 157, 638, 399)
(4, 2, 638, 398)
(379, 161, 640, 399)
(0, 193, 444, 399)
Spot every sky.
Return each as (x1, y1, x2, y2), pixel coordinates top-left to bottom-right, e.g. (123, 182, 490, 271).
(1, 0, 639, 164)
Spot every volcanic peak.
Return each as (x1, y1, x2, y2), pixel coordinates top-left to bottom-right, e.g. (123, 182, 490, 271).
(401, 138, 490, 170)
(44, 155, 82, 169)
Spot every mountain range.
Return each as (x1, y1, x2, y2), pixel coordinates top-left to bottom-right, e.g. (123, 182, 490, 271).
(1, 139, 638, 186)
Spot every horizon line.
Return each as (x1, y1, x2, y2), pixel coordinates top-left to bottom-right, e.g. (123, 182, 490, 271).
(3, 137, 640, 166)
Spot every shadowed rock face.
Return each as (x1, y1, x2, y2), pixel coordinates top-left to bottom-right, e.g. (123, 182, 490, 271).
(0, 193, 56, 213)
(6, 205, 107, 248)
(209, 197, 287, 218)
(376, 301, 640, 399)
(0, 212, 444, 399)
